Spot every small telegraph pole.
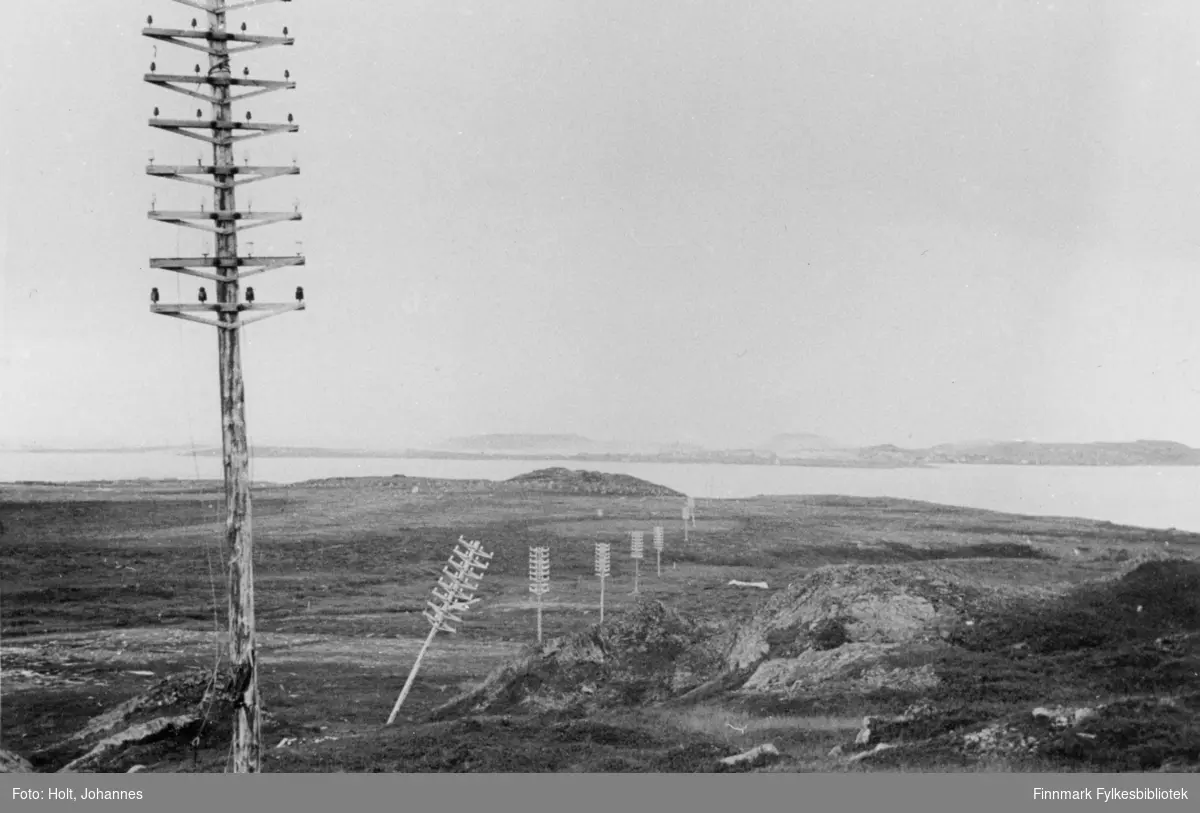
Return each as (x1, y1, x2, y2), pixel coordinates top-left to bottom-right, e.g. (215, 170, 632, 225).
(143, 0, 302, 774)
(682, 504, 690, 543)
(630, 531, 644, 594)
(653, 526, 664, 577)
(387, 537, 492, 725)
(687, 495, 697, 528)
(528, 546, 550, 643)
(594, 542, 611, 623)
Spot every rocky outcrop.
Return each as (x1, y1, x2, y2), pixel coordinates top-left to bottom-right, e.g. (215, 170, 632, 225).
(429, 599, 727, 719)
(725, 563, 1012, 672)
(35, 667, 242, 773)
(504, 468, 684, 497)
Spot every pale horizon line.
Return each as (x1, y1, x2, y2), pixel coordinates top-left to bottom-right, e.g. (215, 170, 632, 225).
(3, 434, 1196, 454)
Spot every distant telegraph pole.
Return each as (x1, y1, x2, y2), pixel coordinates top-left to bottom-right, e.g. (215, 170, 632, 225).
(594, 543, 611, 622)
(528, 546, 550, 643)
(653, 526, 664, 577)
(630, 531, 644, 594)
(143, 0, 303, 774)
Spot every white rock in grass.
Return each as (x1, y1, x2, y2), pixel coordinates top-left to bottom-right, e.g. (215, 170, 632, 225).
(719, 743, 780, 768)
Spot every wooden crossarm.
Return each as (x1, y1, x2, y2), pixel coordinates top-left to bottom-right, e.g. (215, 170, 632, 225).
(151, 302, 304, 329)
(147, 166, 299, 176)
(150, 119, 300, 133)
(148, 256, 305, 283)
(149, 210, 301, 221)
(144, 28, 294, 46)
(144, 75, 296, 89)
(150, 255, 305, 268)
(152, 302, 296, 314)
(147, 165, 299, 189)
(142, 32, 218, 56)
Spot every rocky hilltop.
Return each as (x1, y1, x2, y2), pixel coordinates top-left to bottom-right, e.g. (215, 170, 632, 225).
(503, 468, 685, 497)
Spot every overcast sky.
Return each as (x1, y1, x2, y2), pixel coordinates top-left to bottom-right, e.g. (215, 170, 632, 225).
(5, 1, 1200, 450)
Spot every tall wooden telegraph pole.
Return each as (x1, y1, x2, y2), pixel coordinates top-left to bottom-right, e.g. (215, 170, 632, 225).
(143, 0, 304, 773)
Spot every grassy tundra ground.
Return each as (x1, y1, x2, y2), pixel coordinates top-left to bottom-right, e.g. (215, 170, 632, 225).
(2, 470, 1199, 773)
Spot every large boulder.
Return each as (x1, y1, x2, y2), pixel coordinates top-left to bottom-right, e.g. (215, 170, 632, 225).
(725, 562, 1018, 671)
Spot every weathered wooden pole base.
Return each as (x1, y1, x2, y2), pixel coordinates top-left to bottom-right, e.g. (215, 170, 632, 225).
(227, 655, 259, 772)
(387, 624, 440, 725)
(536, 595, 544, 644)
(599, 577, 606, 623)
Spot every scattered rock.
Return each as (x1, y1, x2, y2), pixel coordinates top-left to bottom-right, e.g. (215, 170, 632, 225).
(901, 700, 936, 721)
(126, 765, 146, 773)
(962, 722, 1038, 756)
(847, 742, 897, 763)
(827, 744, 844, 758)
(854, 662, 941, 692)
(0, 748, 34, 773)
(853, 709, 931, 749)
(1031, 705, 1099, 730)
(719, 743, 781, 769)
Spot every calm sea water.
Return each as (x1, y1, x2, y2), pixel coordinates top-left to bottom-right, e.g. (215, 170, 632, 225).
(2, 451, 1199, 532)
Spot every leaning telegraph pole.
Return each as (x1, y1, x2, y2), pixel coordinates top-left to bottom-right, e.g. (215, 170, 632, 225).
(143, 0, 304, 773)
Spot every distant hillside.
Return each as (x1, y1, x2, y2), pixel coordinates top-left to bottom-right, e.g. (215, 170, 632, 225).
(435, 434, 598, 454)
(758, 433, 844, 454)
(763, 434, 840, 453)
(186, 446, 404, 459)
(920, 439, 1200, 466)
(854, 439, 1200, 466)
(171, 437, 1200, 468)
(505, 468, 684, 497)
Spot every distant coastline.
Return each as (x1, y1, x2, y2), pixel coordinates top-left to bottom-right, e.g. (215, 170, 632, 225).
(10, 437, 1200, 468)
